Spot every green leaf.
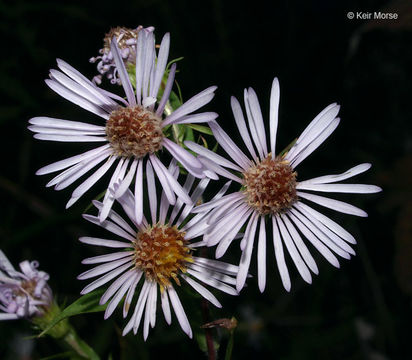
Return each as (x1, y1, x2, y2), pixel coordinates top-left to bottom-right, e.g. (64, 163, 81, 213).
(39, 351, 77, 360)
(186, 124, 213, 136)
(39, 290, 106, 338)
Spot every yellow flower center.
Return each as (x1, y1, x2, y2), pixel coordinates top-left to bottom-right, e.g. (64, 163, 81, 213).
(133, 224, 193, 289)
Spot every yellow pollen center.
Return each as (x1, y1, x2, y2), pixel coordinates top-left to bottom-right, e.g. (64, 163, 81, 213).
(106, 106, 164, 158)
(133, 224, 193, 289)
(243, 155, 297, 215)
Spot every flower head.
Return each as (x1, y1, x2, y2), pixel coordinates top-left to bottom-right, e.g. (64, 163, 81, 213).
(0, 250, 52, 320)
(78, 161, 238, 339)
(29, 29, 218, 223)
(90, 26, 154, 85)
(186, 78, 382, 293)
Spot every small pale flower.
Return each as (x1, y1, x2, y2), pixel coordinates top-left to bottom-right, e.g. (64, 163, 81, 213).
(29, 29, 218, 223)
(186, 78, 382, 293)
(78, 161, 239, 339)
(90, 26, 154, 85)
(0, 250, 52, 320)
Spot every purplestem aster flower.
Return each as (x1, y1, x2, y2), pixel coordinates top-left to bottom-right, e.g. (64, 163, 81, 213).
(0, 250, 52, 320)
(90, 25, 154, 85)
(29, 29, 217, 223)
(78, 161, 239, 339)
(186, 77, 382, 293)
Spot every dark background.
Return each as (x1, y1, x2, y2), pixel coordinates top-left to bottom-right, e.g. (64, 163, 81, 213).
(0, 0, 411, 359)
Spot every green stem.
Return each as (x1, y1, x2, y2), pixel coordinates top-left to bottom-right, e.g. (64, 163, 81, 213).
(33, 302, 100, 360)
(224, 329, 235, 360)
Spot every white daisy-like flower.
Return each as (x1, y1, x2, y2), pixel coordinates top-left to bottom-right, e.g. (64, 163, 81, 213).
(29, 28, 217, 223)
(78, 161, 239, 339)
(0, 250, 52, 320)
(185, 77, 382, 293)
(89, 25, 154, 85)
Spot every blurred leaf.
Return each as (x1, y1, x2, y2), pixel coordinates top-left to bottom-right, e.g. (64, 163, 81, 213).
(39, 351, 77, 360)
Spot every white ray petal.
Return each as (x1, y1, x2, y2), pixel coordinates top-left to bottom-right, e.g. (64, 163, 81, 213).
(188, 263, 236, 285)
(192, 192, 243, 213)
(176, 178, 210, 227)
(151, 33, 170, 99)
(79, 236, 130, 248)
(290, 208, 351, 259)
(104, 271, 139, 319)
(167, 286, 192, 338)
(293, 206, 355, 255)
(142, 32, 155, 102)
(79, 263, 132, 294)
(297, 191, 368, 217)
(49, 69, 113, 112)
(269, 78, 280, 157)
(182, 275, 221, 308)
(68, 156, 116, 206)
(122, 280, 150, 336)
(290, 118, 340, 168)
(56, 58, 118, 108)
(114, 159, 138, 199)
(213, 207, 253, 255)
(100, 268, 136, 304)
(285, 103, 339, 161)
(237, 212, 259, 291)
(156, 63, 176, 116)
(298, 163, 372, 185)
(282, 215, 319, 274)
(123, 273, 142, 318)
(161, 288, 172, 325)
(54, 150, 112, 190)
(29, 117, 106, 131)
(149, 155, 176, 205)
(231, 96, 258, 162)
(34, 133, 106, 142)
(82, 251, 134, 265)
(166, 112, 218, 126)
(110, 37, 136, 106)
(272, 217, 291, 291)
(245, 87, 268, 157)
(150, 155, 192, 204)
(184, 141, 242, 172)
(163, 138, 203, 174)
(163, 86, 217, 126)
(36, 144, 110, 175)
(93, 200, 136, 236)
(78, 258, 132, 280)
(186, 268, 238, 296)
(134, 160, 144, 224)
(257, 216, 267, 293)
(209, 121, 251, 170)
(297, 183, 382, 194)
(45, 79, 109, 119)
(192, 256, 240, 276)
(83, 215, 135, 241)
(295, 202, 356, 244)
(198, 156, 243, 183)
(99, 158, 127, 222)
(287, 211, 340, 268)
(146, 161, 157, 224)
(276, 216, 312, 284)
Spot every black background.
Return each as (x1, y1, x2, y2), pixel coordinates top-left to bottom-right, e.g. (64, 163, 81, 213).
(0, 0, 411, 359)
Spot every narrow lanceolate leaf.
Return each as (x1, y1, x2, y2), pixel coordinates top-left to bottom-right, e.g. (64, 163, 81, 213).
(38, 290, 107, 338)
(185, 123, 213, 136)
